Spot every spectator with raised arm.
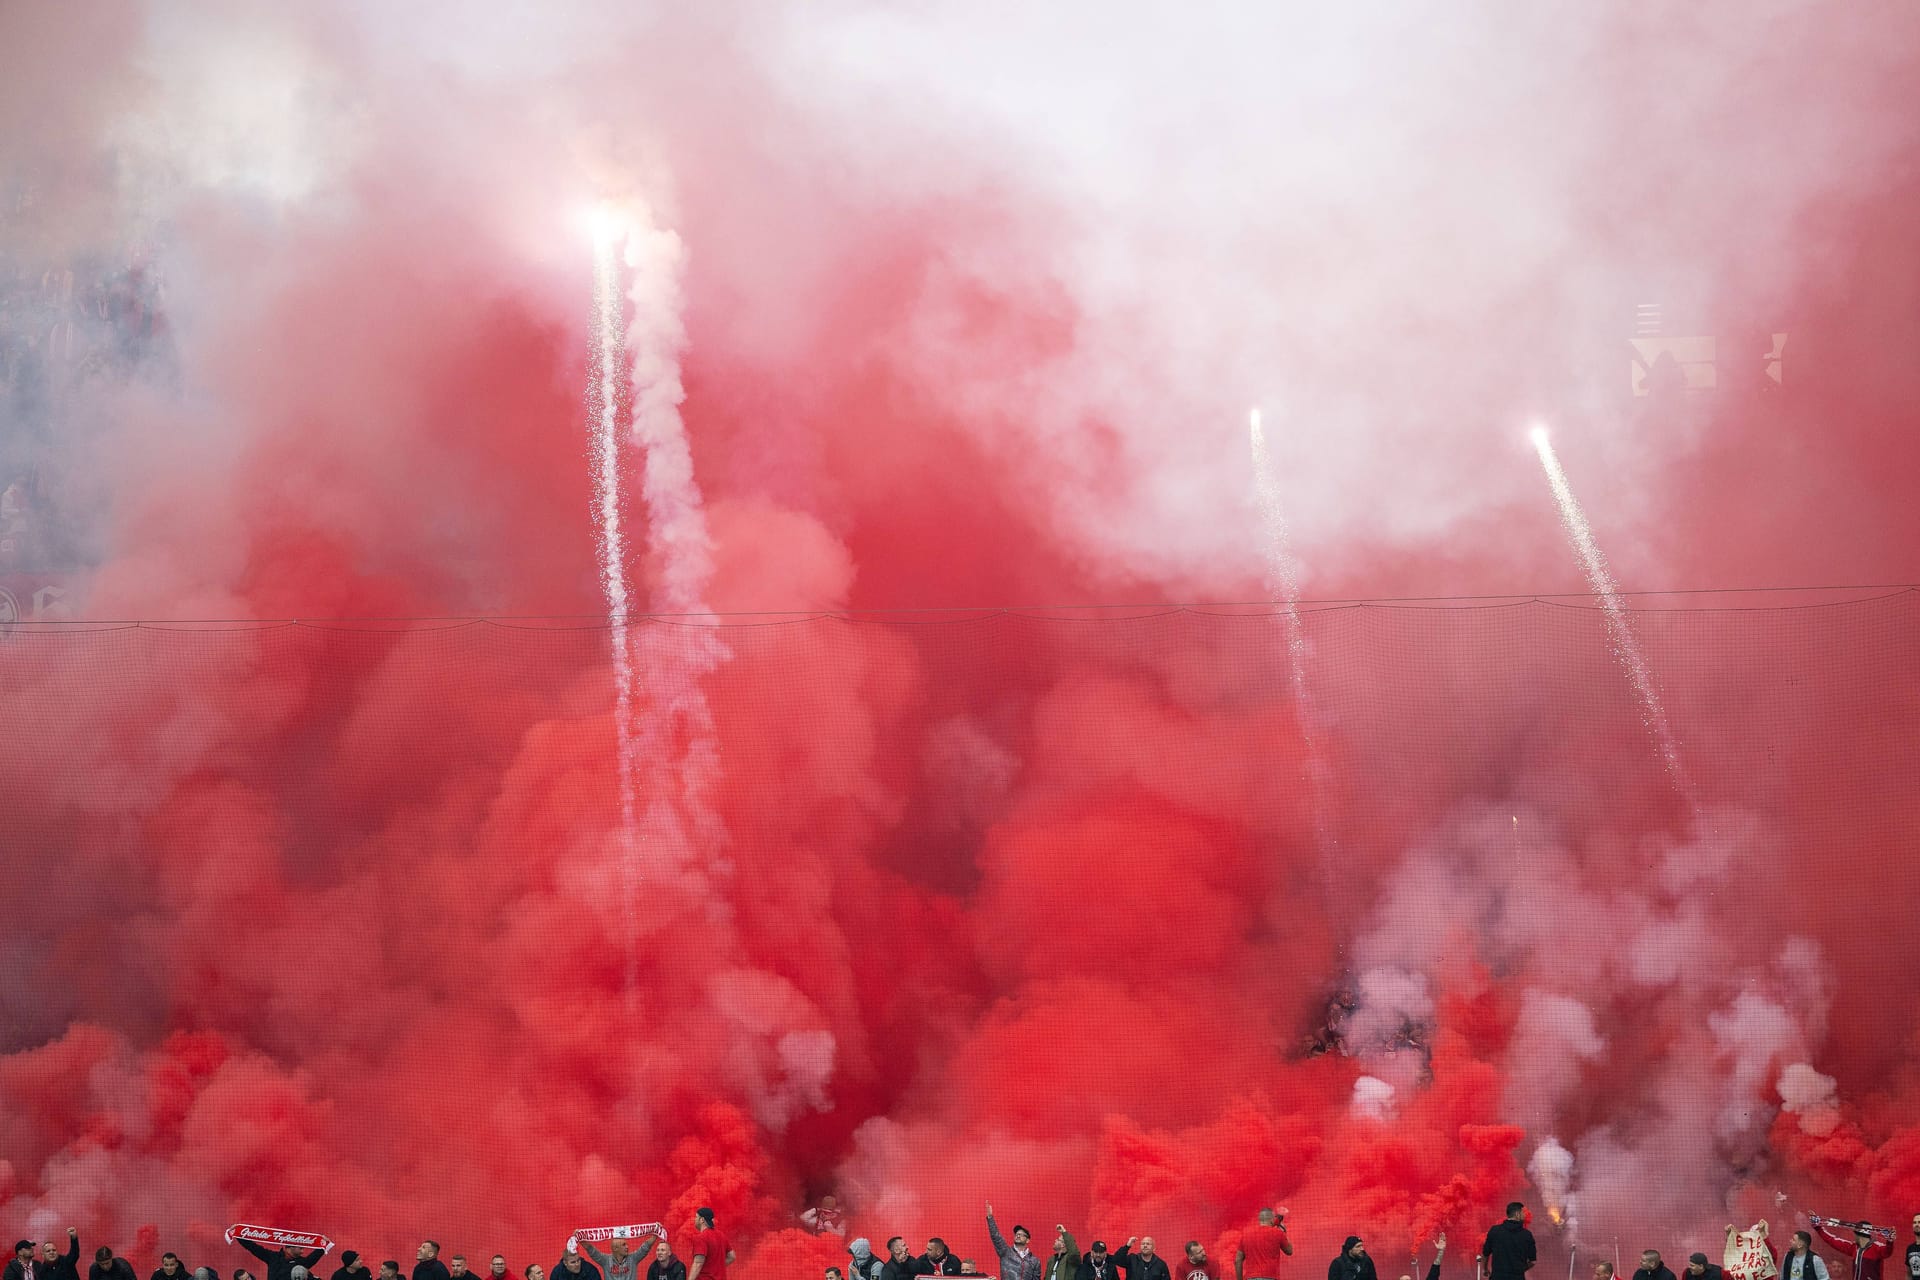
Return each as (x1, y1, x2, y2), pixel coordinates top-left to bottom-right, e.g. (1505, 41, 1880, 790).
(237, 1240, 324, 1280)
(1812, 1221, 1892, 1280)
(987, 1208, 1042, 1280)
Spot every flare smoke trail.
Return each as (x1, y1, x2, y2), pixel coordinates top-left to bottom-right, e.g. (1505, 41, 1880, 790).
(1248, 407, 1335, 861)
(587, 213, 645, 1005)
(1528, 427, 1689, 798)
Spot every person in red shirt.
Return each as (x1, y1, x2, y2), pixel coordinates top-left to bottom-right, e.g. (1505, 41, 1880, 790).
(685, 1211, 733, 1280)
(1180, 1244, 1224, 1280)
(1238, 1210, 1295, 1280)
(1811, 1218, 1893, 1280)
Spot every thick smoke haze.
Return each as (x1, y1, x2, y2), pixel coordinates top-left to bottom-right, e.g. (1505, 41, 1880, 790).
(4, 3, 1920, 1279)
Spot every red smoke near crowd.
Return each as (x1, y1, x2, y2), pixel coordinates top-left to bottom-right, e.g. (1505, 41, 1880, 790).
(4, 4, 1920, 1280)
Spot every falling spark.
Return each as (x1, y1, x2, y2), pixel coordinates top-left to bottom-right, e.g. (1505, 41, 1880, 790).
(1530, 425, 1689, 795)
(585, 208, 646, 1007)
(1250, 406, 1337, 861)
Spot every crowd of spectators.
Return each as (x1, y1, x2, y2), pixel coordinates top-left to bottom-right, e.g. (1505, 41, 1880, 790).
(8, 1199, 1917, 1280)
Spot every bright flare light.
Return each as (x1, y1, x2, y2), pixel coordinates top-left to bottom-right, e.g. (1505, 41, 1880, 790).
(1529, 424, 1690, 797)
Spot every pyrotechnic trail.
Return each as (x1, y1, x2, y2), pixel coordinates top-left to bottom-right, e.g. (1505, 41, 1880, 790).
(1529, 425, 1691, 799)
(1249, 406, 1338, 866)
(586, 206, 646, 1007)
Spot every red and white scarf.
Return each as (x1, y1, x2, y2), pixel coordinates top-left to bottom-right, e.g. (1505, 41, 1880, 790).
(225, 1227, 336, 1255)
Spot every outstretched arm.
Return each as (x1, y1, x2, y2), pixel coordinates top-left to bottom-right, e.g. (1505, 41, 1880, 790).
(578, 1245, 611, 1270)
(298, 1252, 326, 1270)
(65, 1232, 81, 1267)
(986, 1211, 1010, 1260)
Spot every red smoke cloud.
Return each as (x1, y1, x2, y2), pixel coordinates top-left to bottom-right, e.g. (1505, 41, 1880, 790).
(3, 4, 1920, 1280)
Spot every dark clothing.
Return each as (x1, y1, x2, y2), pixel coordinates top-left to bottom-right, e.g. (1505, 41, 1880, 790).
(882, 1261, 926, 1280)
(41, 1237, 83, 1280)
(1635, 1266, 1678, 1280)
(154, 1267, 194, 1280)
(1083, 1257, 1121, 1280)
(921, 1258, 961, 1277)
(645, 1261, 686, 1280)
(91, 1263, 139, 1280)
(1115, 1249, 1174, 1280)
(1328, 1251, 1379, 1280)
(553, 1261, 602, 1280)
(1480, 1223, 1535, 1280)
(7, 1262, 43, 1280)
(239, 1244, 326, 1280)
(1904, 1245, 1919, 1280)
(334, 1267, 375, 1280)
(414, 1262, 451, 1280)
(1690, 1267, 1726, 1280)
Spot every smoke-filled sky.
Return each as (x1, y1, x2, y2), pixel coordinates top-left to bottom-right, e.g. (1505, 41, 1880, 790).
(4, 2, 1920, 1277)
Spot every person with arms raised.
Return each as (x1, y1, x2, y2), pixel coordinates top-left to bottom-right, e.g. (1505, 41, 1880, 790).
(986, 1208, 1042, 1280)
(1117, 1239, 1172, 1280)
(1238, 1211, 1295, 1280)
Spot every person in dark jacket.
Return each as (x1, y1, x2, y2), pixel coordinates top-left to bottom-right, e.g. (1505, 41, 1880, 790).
(413, 1245, 451, 1280)
(90, 1249, 139, 1280)
(553, 1252, 601, 1280)
(8, 1240, 41, 1280)
(40, 1232, 83, 1280)
(154, 1254, 192, 1280)
(880, 1240, 922, 1280)
(1049, 1230, 1079, 1280)
(921, 1242, 960, 1277)
(1330, 1238, 1379, 1280)
(1117, 1240, 1174, 1280)
(334, 1254, 374, 1280)
(1905, 1216, 1919, 1280)
(643, 1244, 685, 1280)
(1083, 1244, 1119, 1280)
(1684, 1254, 1724, 1280)
(1634, 1250, 1678, 1280)
(237, 1241, 325, 1280)
(1479, 1207, 1536, 1280)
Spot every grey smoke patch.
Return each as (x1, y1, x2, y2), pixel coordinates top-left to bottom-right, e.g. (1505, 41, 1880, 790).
(1349, 801, 1836, 1244)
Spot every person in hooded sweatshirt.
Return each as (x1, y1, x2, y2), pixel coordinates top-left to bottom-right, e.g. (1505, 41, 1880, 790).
(154, 1253, 193, 1280)
(1330, 1238, 1378, 1280)
(1478, 1207, 1535, 1280)
(846, 1242, 885, 1280)
(642, 1243, 685, 1280)
(334, 1253, 374, 1280)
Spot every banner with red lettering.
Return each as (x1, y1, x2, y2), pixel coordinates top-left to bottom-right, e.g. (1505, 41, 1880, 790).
(225, 1227, 336, 1255)
(1724, 1222, 1777, 1280)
